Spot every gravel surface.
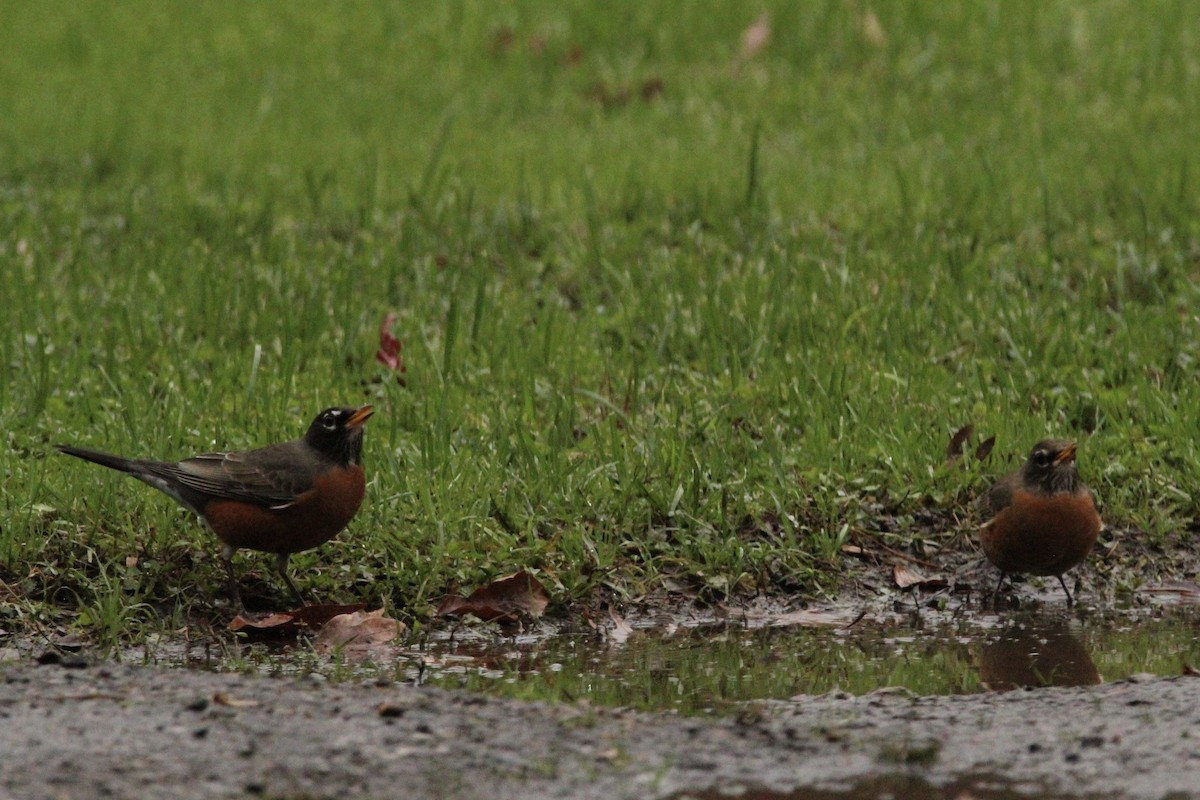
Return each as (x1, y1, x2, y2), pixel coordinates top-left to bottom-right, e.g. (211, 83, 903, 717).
(2, 657, 1199, 799)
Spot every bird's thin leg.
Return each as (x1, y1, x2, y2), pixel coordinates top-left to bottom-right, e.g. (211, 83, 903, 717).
(275, 552, 306, 608)
(990, 572, 1008, 608)
(221, 544, 244, 613)
(1057, 574, 1075, 607)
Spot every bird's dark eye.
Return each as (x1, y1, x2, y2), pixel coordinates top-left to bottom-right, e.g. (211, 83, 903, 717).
(321, 412, 339, 430)
(1033, 450, 1052, 467)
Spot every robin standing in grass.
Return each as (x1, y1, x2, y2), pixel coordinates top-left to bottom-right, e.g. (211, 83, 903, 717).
(56, 405, 374, 610)
(979, 439, 1101, 606)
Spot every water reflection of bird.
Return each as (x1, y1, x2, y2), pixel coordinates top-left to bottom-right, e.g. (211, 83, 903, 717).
(978, 616, 1100, 691)
(979, 439, 1102, 606)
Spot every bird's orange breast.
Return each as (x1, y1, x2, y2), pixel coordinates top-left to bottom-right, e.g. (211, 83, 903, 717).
(980, 489, 1101, 576)
(204, 465, 366, 555)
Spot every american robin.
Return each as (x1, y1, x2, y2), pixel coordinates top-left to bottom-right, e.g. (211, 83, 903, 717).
(56, 405, 374, 609)
(979, 439, 1101, 606)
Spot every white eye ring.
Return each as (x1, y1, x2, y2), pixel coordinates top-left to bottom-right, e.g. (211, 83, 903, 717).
(322, 413, 339, 430)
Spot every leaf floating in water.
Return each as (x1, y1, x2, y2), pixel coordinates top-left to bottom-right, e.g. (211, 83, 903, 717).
(436, 571, 550, 623)
(1137, 582, 1200, 602)
(314, 608, 405, 655)
(604, 608, 634, 645)
(767, 608, 857, 628)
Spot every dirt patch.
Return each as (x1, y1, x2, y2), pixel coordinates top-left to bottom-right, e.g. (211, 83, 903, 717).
(3, 657, 1198, 799)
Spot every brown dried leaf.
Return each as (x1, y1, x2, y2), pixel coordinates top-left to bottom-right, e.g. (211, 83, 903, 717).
(893, 564, 949, 591)
(562, 45, 584, 67)
(1137, 582, 1200, 601)
(213, 692, 259, 708)
(228, 603, 366, 636)
(975, 435, 996, 462)
(489, 26, 515, 57)
(641, 77, 665, 102)
(314, 609, 405, 655)
(893, 564, 925, 589)
(605, 608, 634, 645)
(861, 9, 887, 46)
(436, 571, 550, 623)
(739, 14, 771, 61)
(946, 424, 974, 464)
(768, 608, 856, 628)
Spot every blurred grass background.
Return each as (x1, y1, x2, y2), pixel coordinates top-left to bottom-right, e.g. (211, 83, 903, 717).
(1, 1, 1198, 626)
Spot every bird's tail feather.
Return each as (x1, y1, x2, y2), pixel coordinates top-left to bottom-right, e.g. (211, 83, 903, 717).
(55, 445, 144, 474)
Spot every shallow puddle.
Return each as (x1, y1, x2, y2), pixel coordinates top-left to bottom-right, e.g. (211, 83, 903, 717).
(140, 602, 1200, 715)
(406, 606, 1200, 713)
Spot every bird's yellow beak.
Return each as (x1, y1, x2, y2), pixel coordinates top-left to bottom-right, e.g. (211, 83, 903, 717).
(347, 405, 375, 428)
(1053, 442, 1077, 465)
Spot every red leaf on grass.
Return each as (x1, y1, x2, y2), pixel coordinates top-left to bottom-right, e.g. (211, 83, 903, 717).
(228, 603, 366, 636)
(314, 608, 405, 655)
(375, 312, 406, 372)
(436, 571, 550, 623)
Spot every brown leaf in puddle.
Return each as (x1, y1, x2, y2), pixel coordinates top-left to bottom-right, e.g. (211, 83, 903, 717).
(605, 608, 634, 645)
(738, 14, 771, 62)
(893, 564, 925, 589)
(768, 609, 854, 628)
(1137, 582, 1200, 601)
(228, 603, 367, 636)
(314, 609, 405, 655)
(893, 564, 949, 591)
(436, 571, 550, 623)
(946, 424, 974, 465)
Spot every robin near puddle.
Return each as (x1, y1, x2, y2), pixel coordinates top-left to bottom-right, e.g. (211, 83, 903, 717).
(978, 439, 1101, 606)
(56, 405, 374, 609)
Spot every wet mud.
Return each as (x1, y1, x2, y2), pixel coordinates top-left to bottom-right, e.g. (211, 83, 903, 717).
(2, 657, 1198, 800)
(3, 525, 1198, 798)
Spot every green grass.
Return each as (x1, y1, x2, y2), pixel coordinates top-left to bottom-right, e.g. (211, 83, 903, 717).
(2, 2, 1200, 633)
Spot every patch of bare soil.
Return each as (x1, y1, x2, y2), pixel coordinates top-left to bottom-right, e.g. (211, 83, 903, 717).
(2, 658, 1198, 799)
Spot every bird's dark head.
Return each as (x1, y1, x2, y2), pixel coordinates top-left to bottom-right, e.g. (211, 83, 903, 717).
(1021, 438, 1082, 494)
(304, 405, 374, 465)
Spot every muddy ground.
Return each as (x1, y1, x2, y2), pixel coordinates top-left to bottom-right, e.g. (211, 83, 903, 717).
(2, 654, 1198, 800)
(3, 524, 1199, 799)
